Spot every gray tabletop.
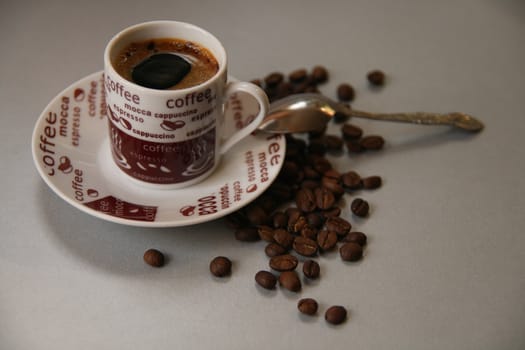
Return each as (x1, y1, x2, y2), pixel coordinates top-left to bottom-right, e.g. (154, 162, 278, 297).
(2, 0, 524, 349)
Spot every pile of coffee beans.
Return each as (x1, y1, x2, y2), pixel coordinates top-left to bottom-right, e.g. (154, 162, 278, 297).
(221, 66, 387, 326)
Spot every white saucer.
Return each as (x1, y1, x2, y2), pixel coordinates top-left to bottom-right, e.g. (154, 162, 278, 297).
(32, 71, 285, 227)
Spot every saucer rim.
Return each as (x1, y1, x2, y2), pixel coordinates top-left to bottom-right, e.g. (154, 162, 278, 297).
(32, 71, 284, 227)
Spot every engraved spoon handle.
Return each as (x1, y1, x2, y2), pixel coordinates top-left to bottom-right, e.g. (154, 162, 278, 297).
(344, 107, 484, 132)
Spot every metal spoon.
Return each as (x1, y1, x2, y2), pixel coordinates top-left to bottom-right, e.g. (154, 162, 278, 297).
(258, 93, 484, 133)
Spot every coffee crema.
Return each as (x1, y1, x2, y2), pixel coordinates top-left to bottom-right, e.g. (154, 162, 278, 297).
(113, 38, 219, 90)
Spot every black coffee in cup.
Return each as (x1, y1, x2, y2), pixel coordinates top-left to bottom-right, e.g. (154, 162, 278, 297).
(112, 38, 219, 90)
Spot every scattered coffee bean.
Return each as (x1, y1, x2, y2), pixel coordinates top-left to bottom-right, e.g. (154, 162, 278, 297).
(279, 271, 302, 292)
(341, 123, 363, 140)
(317, 229, 338, 251)
(359, 135, 385, 150)
(235, 227, 260, 242)
(367, 69, 385, 86)
(311, 65, 328, 83)
(345, 140, 364, 153)
(325, 305, 347, 325)
(302, 260, 320, 279)
(341, 171, 363, 190)
(298, 298, 318, 315)
(323, 135, 344, 151)
(245, 204, 269, 225)
(343, 231, 367, 246)
(257, 225, 275, 242)
(272, 211, 288, 229)
(339, 242, 363, 262)
(209, 256, 232, 277)
(306, 212, 324, 228)
(269, 254, 298, 271)
(265, 242, 288, 257)
(300, 224, 319, 240)
(289, 68, 308, 83)
(321, 206, 341, 219)
(273, 228, 294, 249)
(265, 72, 284, 87)
(296, 187, 317, 213)
(293, 236, 318, 257)
(362, 175, 382, 189)
(325, 216, 352, 236)
(351, 198, 369, 217)
(314, 187, 336, 210)
(255, 270, 277, 289)
(337, 83, 355, 102)
(143, 248, 165, 267)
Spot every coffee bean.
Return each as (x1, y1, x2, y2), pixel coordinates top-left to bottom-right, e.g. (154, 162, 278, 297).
(341, 123, 363, 140)
(314, 187, 336, 210)
(235, 227, 260, 242)
(299, 224, 318, 240)
(302, 166, 321, 180)
(343, 231, 367, 246)
(293, 236, 318, 257)
(272, 211, 288, 229)
(298, 298, 318, 315)
(310, 156, 332, 174)
(224, 211, 248, 229)
(306, 212, 324, 228)
(341, 171, 363, 190)
(321, 207, 341, 219)
(367, 69, 385, 86)
(337, 83, 355, 102)
(245, 204, 269, 225)
(255, 270, 277, 289)
(317, 230, 338, 251)
(345, 140, 364, 153)
(339, 242, 363, 261)
(362, 175, 382, 189)
(323, 168, 341, 181)
(264, 72, 284, 87)
(321, 178, 345, 199)
(273, 228, 294, 250)
(323, 135, 344, 151)
(265, 242, 288, 257)
(289, 68, 308, 83)
(325, 216, 352, 236)
(351, 198, 369, 217)
(209, 256, 232, 277)
(279, 271, 302, 292)
(143, 248, 165, 267)
(289, 215, 308, 234)
(269, 254, 298, 271)
(257, 225, 275, 242)
(296, 187, 317, 213)
(325, 305, 347, 325)
(302, 260, 320, 279)
(359, 135, 384, 150)
(311, 65, 328, 84)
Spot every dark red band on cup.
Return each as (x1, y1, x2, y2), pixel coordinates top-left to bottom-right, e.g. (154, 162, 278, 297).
(108, 120, 216, 184)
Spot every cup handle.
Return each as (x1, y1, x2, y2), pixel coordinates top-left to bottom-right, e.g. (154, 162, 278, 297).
(220, 81, 269, 154)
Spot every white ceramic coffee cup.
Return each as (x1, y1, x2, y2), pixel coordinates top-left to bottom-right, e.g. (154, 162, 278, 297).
(104, 20, 269, 189)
